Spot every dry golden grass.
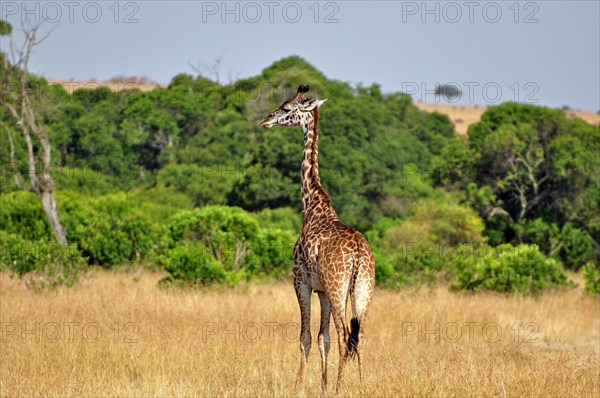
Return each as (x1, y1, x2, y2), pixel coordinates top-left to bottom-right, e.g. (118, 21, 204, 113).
(414, 103, 488, 135)
(1, 270, 598, 397)
(47, 79, 164, 93)
(414, 102, 599, 135)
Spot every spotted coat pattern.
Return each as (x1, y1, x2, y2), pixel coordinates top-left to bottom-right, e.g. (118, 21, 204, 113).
(260, 86, 375, 395)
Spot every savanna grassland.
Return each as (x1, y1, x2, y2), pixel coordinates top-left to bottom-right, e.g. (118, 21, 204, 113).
(1, 270, 598, 397)
(2, 35, 600, 397)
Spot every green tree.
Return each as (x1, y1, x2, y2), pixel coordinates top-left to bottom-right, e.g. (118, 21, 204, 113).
(451, 244, 569, 293)
(433, 103, 599, 268)
(1, 21, 68, 244)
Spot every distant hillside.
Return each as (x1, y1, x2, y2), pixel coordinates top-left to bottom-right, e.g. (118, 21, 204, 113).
(48, 78, 599, 135)
(47, 79, 164, 93)
(414, 102, 600, 134)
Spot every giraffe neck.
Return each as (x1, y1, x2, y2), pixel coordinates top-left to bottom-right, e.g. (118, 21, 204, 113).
(301, 108, 336, 219)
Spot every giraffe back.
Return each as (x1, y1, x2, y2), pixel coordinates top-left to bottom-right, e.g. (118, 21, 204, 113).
(294, 214, 375, 298)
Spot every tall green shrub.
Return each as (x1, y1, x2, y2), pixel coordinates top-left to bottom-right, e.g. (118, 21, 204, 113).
(246, 228, 295, 277)
(59, 191, 167, 266)
(169, 206, 259, 271)
(370, 200, 486, 288)
(0, 191, 51, 240)
(163, 244, 227, 286)
(582, 262, 600, 295)
(163, 206, 295, 285)
(0, 231, 87, 291)
(451, 244, 569, 293)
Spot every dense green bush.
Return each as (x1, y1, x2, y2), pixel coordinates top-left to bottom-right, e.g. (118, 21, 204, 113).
(0, 190, 89, 290)
(372, 248, 405, 288)
(0, 190, 169, 267)
(369, 200, 486, 288)
(163, 206, 295, 285)
(391, 243, 446, 286)
(380, 201, 486, 251)
(54, 167, 120, 195)
(451, 244, 569, 293)
(0, 231, 87, 291)
(130, 186, 193, 214)
(58, 192, 168, 266)
(0, 191, 51, 241)
(582, 262, 600, 295)
(246, 228, 295, 277)
(253, 207, 302, 232)
(559, 223, 595, 270)
(156, 163, 230, 207)
(163, 244, 227, 286)
(168, 206, 259, 271)
(0, 231, 26, 271)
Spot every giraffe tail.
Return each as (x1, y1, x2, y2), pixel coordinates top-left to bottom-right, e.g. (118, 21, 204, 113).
(347, 317, 360, 359)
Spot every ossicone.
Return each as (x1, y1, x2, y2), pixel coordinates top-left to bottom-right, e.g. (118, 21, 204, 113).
(298, 85, 309, 93)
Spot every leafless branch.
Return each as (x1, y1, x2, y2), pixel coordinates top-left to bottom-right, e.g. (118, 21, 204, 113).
(1, 121, 24, 190)
(0, 19, 67, 245)
(488, 206, 512, 221)
(189, 53, 240, 85)
(189, 54, 224, 84)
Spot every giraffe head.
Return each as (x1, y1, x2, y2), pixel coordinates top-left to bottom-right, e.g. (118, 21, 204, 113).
(260, 85, 327, 129)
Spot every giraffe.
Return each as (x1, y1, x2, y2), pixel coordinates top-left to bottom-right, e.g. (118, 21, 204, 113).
(260, 85, 375, 395)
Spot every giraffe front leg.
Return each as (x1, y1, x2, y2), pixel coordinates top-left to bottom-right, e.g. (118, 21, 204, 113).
(295, 282, 312, 394)
(317, 292, 331, 396)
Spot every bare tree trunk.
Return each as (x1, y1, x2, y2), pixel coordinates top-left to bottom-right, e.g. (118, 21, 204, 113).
(35, 124, 68, 245)
(2, 100, 68, 245)
(0, 21, 67, 245)
(40, 190, 67, 245)
(2, 121, 24, 190)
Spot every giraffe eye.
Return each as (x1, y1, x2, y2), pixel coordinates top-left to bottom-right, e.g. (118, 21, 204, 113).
(282, 107, 291, 112)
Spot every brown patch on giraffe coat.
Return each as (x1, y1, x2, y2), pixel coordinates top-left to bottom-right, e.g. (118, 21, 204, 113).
(261, 86, 375, 395)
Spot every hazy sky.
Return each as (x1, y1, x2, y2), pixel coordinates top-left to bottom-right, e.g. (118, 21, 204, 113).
(1, 1, 599, 110)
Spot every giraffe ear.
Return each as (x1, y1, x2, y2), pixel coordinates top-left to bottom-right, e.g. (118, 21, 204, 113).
(300, 99, 327, 112)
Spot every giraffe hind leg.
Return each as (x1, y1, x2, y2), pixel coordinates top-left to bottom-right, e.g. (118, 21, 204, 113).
(334, 318, 349, 395)
(329, 297, 350, 396)
(317, 292, 331, 395)
(347, 317, 359, 359)
(350, 265, 374, 385)
(295, 282, 312, 393)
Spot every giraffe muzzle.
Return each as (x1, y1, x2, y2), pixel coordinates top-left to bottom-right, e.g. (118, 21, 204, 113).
(260, 118, 275, 129)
